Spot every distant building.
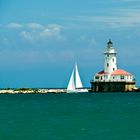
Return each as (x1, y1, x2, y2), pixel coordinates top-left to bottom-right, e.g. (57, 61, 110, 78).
(91, 40, 136, 92)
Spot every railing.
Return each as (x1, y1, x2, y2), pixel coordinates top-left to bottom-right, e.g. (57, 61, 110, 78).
(92, 79, 135, 82)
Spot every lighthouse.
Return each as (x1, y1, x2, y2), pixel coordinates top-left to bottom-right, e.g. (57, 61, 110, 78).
(90, 40, 136, 92)
(104, 40, 117, 74)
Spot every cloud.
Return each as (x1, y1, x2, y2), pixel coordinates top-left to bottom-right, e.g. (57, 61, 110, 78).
(5, 22, 65, 42)
(120, 0, 139, 1)
(7, 22, 44, 30)
(60, 8, 140, 29)
(68, 14, 140, 28)
(40, 24, 63, 38)
(20, 31, 33, 41)
(80, 35, 97, 46)
(20, 24, 65, 42)
(7, 23, 22, 29)
(26, 23, 44, 29)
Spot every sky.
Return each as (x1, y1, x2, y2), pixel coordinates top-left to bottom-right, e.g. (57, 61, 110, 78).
(0, 0, 140, 88)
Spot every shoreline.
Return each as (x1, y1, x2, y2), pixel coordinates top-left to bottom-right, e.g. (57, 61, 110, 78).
(0, 88, 139, 94)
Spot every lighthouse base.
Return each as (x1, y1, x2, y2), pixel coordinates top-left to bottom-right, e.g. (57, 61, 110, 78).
(91, 81, 136, 92)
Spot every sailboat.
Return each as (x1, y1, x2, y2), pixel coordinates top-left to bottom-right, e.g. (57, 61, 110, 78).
(67, 63, 88, 93)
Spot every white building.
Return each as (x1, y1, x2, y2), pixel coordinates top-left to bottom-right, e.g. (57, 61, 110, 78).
(91, 40, 136, 92)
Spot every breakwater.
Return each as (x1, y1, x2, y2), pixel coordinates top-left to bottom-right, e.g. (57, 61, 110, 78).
(0, 88, 67, 94)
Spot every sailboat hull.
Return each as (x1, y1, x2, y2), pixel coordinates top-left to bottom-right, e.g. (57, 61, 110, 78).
(67, 89, 88, 93)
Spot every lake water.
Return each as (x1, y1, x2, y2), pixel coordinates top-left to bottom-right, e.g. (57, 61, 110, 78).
(0, 92, 140, 140)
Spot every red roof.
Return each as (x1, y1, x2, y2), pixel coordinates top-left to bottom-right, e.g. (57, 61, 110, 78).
(97, 69, 131, 76)
(111, 69, 130, 75)
(98, 70, 104, 75)
(97, 70, 108, 75)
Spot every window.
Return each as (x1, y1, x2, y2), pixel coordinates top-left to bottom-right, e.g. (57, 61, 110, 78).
(105, 75, 108, 79)
(113, 68, 115, 71)
(107, 63, 109, 67)
(95, 76, 99, 79)
(121, 76, 124, 80)
(112, 58, 114, 62)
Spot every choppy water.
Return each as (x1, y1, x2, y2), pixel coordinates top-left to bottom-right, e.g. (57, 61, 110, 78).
(0, 92, 140, 140)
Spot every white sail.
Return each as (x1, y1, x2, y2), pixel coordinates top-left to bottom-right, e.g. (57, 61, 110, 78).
(67, 69, 75, 92)
(66, 63, 88, 93)
(75, 63, 83, 89)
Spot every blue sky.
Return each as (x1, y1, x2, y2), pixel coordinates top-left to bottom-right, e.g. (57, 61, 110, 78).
(0, 0, 140, 88)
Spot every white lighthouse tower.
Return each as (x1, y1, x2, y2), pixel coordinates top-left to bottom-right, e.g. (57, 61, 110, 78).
(104, 40, 117, 75)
